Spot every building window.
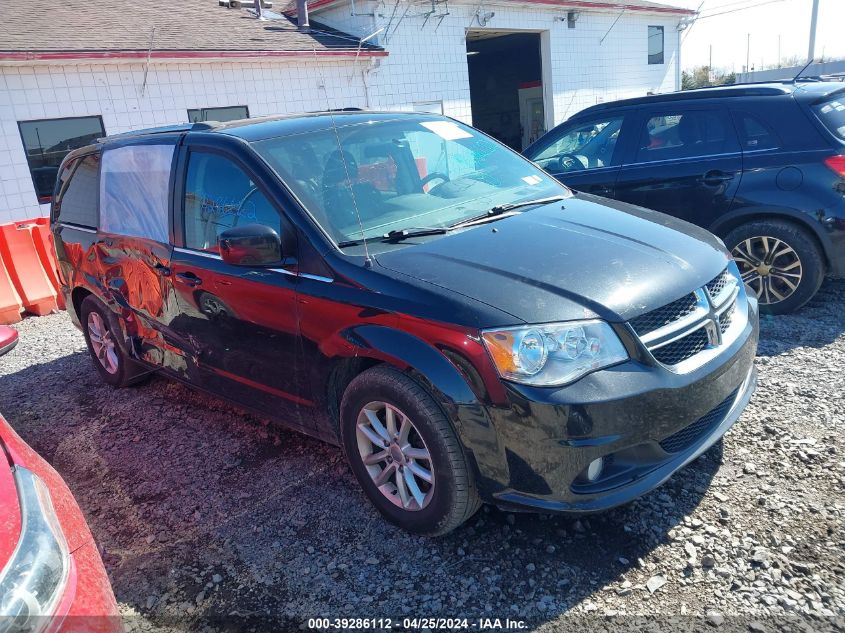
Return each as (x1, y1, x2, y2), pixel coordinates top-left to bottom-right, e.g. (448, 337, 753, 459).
(187, 106, 249, 123)
(18, 116, 106, 203)
(648, 26, 664, 65)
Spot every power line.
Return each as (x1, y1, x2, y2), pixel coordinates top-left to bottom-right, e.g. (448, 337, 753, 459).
(696, 0, 776, 14)
(694, 0, 787, 20)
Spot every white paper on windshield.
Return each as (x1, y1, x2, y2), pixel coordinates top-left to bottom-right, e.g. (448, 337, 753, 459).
(420, 121, 473, 140)
(522, 175, 543, 185)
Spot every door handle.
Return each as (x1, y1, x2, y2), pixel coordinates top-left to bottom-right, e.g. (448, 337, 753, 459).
(153, 262, 171, 277)
(701, 170, 734, 185)
(591, 186, 613, 197)
(175, 271, 202, 287)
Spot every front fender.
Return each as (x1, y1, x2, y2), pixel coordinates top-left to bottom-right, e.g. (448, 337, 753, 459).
(340, 324, 511, 500)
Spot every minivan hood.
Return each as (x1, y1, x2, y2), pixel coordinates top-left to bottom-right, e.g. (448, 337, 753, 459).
(375, 194, 731, 324)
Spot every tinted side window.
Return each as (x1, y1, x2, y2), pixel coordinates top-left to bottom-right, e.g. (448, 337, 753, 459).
(636, 109, 739, 161)
(183, 152, 282, 252)
(733, 112, 780, 150)
(812, 96, 845, 142)
(100, 144, 174, 242)
(528, 117, 624, 172)
(54, 154, 99, 228)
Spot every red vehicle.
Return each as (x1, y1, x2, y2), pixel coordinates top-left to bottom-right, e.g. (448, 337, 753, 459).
(0, 397, 121, 631)
(0, 326, 17, 356)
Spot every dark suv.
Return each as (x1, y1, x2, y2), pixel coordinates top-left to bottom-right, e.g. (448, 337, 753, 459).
(524, 82, 845, 314)
(51, 112, 758, 535)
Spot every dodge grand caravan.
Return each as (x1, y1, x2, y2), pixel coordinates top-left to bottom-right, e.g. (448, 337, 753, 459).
(51, 112, 758, 535)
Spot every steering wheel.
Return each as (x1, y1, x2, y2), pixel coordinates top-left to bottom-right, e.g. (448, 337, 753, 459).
(420, 172, 449, 189)
(555, 154, 586, 172)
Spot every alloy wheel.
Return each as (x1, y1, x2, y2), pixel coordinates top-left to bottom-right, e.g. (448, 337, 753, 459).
(87, 312, 119, 374)
(356, 401, 435, 511)
(731, 236, 803, 305)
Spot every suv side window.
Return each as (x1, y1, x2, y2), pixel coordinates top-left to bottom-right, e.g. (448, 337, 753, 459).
(733, 112, 780, 150)
(54, 154, 99, 228)
(183, 151, 283, 253)
(529, 116, 624, 172)
(100, 144, 175, 242)
(636, 109, 739, 162)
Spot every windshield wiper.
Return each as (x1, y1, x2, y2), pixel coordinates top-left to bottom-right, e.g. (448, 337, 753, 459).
(383, 227, 451, 242)
(449, 195, 568, 229)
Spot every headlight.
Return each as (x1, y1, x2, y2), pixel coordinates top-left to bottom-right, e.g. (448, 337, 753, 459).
(0, 467, 70, 633)
(481, 320, 628, 386)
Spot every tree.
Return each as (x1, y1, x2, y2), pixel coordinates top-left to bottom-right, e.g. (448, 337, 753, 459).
(682, 66, 736, 90)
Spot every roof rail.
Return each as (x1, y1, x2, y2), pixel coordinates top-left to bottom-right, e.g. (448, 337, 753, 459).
(97, 121, 221, 143)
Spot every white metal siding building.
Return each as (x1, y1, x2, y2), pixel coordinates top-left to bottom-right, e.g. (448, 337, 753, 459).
(0, 0, 691, 223)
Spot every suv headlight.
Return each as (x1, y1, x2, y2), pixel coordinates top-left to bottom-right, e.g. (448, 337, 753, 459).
(0, 467, 70, 633)
(482, 320, 628, 386)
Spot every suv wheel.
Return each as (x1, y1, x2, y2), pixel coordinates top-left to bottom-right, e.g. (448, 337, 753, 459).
(340, 365, 481, 536)
(80, 295, 149, 387)
(725, 220, 825, 315)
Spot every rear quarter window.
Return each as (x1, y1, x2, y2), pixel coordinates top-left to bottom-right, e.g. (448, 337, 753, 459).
(733, 112, 780, 150)
(99, 144, 175, 242)
(54, 154, 100, 228)
(813, 95, 845, 141)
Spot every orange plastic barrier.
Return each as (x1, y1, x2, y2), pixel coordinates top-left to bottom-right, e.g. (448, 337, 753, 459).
(0, 250, 23, 324)
(0, 221, 59, 319)
(29, 219, 65, 310)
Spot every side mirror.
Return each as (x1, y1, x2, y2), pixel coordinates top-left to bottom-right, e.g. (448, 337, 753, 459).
(218, 224, 282, 266)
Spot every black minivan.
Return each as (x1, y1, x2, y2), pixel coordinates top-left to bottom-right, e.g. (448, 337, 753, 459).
(52, 112, 758, 535)
(524, 82, 845, 314)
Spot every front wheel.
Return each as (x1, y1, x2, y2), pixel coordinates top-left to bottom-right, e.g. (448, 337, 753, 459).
(340, 366, 480, 536)
(725, 220, 825, 315)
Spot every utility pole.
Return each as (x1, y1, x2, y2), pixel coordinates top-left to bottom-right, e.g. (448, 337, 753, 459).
(709, 44, 712, 83)
(808, 0, 819, 62)
(746, 33, 750, 76)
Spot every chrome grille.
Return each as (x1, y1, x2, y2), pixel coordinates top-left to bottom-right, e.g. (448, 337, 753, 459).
(706, 269, 731, 299)
(628, 265, 746, 373)
(651, 327, 709, 365)
(719, 302, 736, 333)
(659, 387, 739, 453)
(629, 293, 698, 336)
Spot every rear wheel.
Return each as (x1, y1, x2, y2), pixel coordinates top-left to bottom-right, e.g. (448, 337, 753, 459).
(340, 365, 480, 536)
(80, 295, 149, 387)
(725, 220, 825, 315)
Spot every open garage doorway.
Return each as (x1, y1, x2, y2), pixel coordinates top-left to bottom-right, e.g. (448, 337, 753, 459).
(466, 30, 547, 151)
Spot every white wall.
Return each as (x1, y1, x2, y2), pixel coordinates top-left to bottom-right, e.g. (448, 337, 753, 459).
(318, 0, 681, 125)
(0, 59, 369, 223)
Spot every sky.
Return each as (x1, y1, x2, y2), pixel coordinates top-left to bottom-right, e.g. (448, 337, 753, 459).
(672, 0, 845, 72)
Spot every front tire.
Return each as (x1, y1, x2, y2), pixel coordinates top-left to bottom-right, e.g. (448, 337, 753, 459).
(340, 366, 480, 536)
(725, 220, 825, 315)
(80, 295, 149, 387)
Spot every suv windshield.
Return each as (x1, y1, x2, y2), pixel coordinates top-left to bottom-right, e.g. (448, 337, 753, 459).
(813, 94, 845, 142)
(252, 116, 568, 245)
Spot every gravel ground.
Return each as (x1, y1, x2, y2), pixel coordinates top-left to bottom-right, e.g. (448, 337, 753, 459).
(1, 280, 844, 632)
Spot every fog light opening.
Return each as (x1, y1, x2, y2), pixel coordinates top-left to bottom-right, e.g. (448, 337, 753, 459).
(585, 457, 604, 482)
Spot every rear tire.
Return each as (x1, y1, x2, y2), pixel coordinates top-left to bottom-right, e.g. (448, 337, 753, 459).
(80, 295, 150, 387)
(340, 365, 481, 536)
(725, 220, 825, 315)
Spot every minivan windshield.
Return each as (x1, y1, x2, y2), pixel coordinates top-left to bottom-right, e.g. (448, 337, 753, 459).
(252, 116, 569, 246)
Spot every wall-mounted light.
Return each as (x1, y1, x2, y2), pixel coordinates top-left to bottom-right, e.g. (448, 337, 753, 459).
(567, 11, 579, 29)
(477, 11, 495, 26)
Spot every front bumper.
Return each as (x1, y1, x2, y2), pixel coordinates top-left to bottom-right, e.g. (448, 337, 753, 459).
(0, 416, 122, 633)
(468, 296, 759, 513)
